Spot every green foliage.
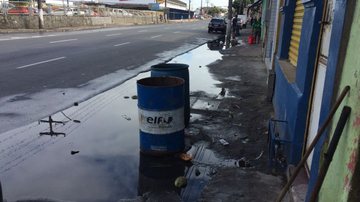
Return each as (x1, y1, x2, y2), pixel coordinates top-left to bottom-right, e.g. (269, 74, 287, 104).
(207, 6, 226, 17)
(232, 0, 254, 15)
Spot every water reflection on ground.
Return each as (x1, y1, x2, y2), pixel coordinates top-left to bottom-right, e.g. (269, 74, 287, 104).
(0, 40, 229, 202)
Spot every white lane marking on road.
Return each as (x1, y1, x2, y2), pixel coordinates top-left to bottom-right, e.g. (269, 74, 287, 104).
(11, 37, 27, 39)
(0, 34, 58, 42)
(150, 35, 162, 39)
(106, 33, 123, 37)
(138, 30, 148, 32)
(16, 57, 66, 69)
(114, 42, 130, 47)
(50, 39, 78, 44)
(173, 31, 181, 33)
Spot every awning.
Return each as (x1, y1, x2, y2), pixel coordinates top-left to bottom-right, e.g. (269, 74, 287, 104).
(248, 0, 263, 9)
(247, 0, 262, 16)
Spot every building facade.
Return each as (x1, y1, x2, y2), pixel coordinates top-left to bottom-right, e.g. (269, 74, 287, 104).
(265, 0, 359, 201)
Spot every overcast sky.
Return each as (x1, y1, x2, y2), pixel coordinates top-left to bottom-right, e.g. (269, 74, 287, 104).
(189, 0, 229, 10)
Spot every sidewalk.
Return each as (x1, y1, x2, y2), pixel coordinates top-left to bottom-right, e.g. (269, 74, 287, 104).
(186, 30, 286, 201)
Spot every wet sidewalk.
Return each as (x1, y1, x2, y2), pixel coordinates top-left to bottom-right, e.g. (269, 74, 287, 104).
(0, 30, 285, 202)
(194, 31, 285, 202)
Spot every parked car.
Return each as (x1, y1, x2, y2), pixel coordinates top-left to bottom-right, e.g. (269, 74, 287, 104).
(7, 6, 30, 15)
(208, 18, 227, 33)
(237, 15, 248, 28)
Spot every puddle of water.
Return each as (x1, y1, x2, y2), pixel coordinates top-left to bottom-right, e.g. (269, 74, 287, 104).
(0, 73, 149, 202)
(191, 98, 221, 111)
(0, 42, 226, 202)
(169, 43, 223, 95)
(187, 144, 238, 168)
(225, 75, 242, 81)
(189, 114, 203, 123)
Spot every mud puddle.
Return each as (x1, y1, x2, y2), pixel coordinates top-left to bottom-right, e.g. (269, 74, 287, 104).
(0, 41, 231, 202)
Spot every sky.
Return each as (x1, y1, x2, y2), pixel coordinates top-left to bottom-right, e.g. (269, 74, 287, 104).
(188, 0, 229, 10)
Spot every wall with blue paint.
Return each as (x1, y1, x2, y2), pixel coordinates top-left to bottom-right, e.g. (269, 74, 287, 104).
(306, 0, 356, 201)
(272, 0, 323, 164)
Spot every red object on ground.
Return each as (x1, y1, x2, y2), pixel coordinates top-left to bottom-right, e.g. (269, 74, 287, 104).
(248, 35, 255, 44)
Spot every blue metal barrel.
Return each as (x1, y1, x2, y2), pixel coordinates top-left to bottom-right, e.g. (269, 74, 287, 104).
(151, 63, 190, 127)
(137, 77, 185, 155)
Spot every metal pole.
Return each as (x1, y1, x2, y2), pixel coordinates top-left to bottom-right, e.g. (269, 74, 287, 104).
(200, 0, 203, 16)
(309, 106, 351, 202)
(275, 86, 351, 202)
(188, 0, 191, 20)
(226, 0, 232, 48)
(164, 0, 167, 22)
(37, 0, 44, 29)
(0, 179, 3, 202)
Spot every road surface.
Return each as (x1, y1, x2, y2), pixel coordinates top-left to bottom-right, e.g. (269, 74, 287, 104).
(0, 20, 218, 133)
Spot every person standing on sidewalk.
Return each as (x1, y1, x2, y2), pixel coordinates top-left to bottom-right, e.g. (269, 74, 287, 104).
(252, 18, 261, 44)
(232, 16, 238, 38)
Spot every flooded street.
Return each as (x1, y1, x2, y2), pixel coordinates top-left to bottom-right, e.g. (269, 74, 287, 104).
(0, 42, 235, 202)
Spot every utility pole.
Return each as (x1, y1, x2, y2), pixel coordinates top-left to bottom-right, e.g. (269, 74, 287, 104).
(188, 0, 191, 20)
(164, 0, 167, 22)
(37, 0, 44, 29)
(200, 0, 203, 16)
(226, 0, 232, 48)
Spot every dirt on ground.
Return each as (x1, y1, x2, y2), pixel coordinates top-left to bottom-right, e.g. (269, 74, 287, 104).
(185, 32, 286, 202)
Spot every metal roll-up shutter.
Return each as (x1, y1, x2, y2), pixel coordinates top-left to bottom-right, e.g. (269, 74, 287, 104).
(289, 0, 304, 66)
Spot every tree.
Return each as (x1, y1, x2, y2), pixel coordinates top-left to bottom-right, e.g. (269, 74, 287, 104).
(232, 0, 254, 15)
(207, 6, 226, 17)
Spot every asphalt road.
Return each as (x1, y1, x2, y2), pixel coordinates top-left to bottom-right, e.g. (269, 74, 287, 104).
(0, 20, 221, 133)
(0, 21, 216, 98)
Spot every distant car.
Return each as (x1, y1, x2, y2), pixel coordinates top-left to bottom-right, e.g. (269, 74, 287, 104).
(73, 8, 85, 16)
(208, 18, 227, 33)
(7, 6, 30, 15)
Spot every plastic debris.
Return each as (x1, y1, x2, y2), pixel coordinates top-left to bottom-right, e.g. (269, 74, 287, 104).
(121, 115, 131, 121)
(219, 88, 226, 97)
(174, 176, 187, 188)
(195, 168, 201, 176)
(241, 137, 249, 143)
(254, 151, 264, 160)
(71, 151, 79, 155)
(219, 139, 229, 146)
(236, 157, 252, 167)
(74, 102, 79, 106)
(207, 168, 217, 176)
(179, 153, 192, 161)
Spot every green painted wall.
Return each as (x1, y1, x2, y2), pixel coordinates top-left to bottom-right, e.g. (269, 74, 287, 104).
(318, 2, 360, 202)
